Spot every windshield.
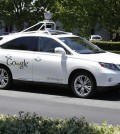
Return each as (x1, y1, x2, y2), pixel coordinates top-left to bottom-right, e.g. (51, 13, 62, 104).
(59, 37, 105, 54)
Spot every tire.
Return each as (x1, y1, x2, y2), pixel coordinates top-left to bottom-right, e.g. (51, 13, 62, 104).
(0, 67, 12, 89)
(71, 71, 96, 98)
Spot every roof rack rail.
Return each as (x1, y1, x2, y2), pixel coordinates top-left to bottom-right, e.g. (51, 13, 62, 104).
(19, 12, 72, 35)
(20, 29, 72, 35)
(10, 13, 72, 36)
(19, 20, 72, 35)
(21, 20, 56, 32)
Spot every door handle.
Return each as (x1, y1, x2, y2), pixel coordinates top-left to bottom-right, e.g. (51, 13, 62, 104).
(34, 57, 42, 61)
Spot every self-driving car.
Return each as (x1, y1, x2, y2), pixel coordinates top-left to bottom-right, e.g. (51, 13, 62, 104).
(0, 20, 120, 98)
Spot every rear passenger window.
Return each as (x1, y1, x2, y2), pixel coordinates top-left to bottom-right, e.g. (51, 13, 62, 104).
(1, 37, 38, 51)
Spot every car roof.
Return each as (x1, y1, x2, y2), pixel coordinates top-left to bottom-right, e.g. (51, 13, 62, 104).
(0, 31, 77, 46)
(91, 35, 101, 37)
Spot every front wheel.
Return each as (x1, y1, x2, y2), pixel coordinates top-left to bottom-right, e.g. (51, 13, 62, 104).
(71, 72, 96, 98)
(0, 67, 12, 89)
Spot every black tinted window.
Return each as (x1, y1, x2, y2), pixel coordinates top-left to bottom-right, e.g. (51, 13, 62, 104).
(38, 37, 69, 54)
(1, 37, 38, 51)
(0, 37, 3, 40)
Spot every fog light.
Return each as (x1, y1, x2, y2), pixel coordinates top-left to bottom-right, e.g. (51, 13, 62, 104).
(108, 78, 113, 82)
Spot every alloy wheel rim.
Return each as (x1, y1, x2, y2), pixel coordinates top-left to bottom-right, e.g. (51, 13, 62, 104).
(0, 69, 9, 88)
(74, 75, 92, 97)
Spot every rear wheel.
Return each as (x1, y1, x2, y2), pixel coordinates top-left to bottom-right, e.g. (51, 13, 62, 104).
(71, 71, 96, 98)
(0, 67, 12, 89)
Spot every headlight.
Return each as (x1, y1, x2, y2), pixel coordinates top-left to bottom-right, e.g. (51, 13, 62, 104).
(99, 62, 120, 71)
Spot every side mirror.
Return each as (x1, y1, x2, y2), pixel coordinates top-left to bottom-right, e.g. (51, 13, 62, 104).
(55, 47, 66, 56)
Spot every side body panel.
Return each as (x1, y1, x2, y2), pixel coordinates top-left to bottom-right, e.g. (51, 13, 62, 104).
(33, 52, 67, 84)
(0, 49, 33, 81)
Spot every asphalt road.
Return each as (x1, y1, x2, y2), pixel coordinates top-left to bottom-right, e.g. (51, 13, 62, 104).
(0, 83, 120, 125)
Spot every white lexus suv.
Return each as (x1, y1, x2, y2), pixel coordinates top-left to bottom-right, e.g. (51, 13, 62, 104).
(0, 22, 120, 98)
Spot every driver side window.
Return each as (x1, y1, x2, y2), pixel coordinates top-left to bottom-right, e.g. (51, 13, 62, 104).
(38, 37, 70, 54)
(38, 37, 61, 53)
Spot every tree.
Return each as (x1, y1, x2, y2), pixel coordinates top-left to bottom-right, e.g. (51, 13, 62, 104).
(0, 0, 120, 40)
(29, 0, 57, 25)
(0, 0, 34, 31)
(0, 0, 57, 32)
(52, 0, 120, 39)
(52, 0, 100, 37)
(97, 0, 120, 40)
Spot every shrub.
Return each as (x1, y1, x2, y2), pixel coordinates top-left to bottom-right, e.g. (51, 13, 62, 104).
(91, 41, 120, 51)
(0, 112, 120, 134)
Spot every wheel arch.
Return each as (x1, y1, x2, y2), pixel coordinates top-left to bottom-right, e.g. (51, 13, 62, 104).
(68, 69, 97, 87)
(0, 64, 13, 79)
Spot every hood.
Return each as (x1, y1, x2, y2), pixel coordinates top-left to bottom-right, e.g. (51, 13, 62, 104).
(75, 52, 120, 64)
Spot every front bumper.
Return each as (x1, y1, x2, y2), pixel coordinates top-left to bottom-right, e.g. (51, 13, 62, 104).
(96, 69, 120, 87)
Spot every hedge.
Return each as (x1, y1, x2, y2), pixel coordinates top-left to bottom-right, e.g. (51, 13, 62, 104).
(0, 112, 120, 134)
(91, 41, 120, 51)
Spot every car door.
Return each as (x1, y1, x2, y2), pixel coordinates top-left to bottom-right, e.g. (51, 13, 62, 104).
(33, 37, 68, 84)
(1, 36, 38, 81)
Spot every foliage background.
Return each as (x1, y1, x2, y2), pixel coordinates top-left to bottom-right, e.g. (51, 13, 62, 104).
(0, 112, 120, 134)
(0, 0, 120, 39)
